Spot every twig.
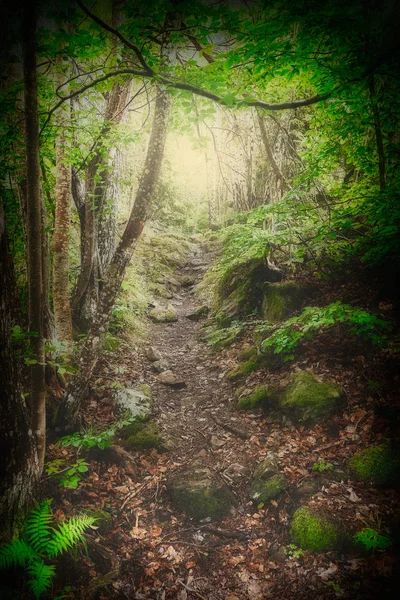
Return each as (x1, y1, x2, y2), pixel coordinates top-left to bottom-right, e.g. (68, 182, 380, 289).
(120, 478, 154, 510)
(178, 581, 208, 600)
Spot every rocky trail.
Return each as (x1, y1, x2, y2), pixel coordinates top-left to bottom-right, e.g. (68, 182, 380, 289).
(49, 240, 400, 600)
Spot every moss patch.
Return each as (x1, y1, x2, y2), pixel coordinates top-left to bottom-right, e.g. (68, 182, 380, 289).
(261, 281, 309, 323)
(167, 468, 233, 521)
(348, 443, 400, 488)
(250, 474, 286, 504)
(123, 422, 163, 451)
(236, 385, 273, 410)
(227, 357, 261, 381)
(291, 507, 341, 552)
(135, 383, 152, 400)
(279, 371, 343, 423)
(237, 346, 258, 362)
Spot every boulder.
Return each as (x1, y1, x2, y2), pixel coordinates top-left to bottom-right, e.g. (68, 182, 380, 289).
(250, 455, 287, 504)
(167, 468, 234, 520)
(278, 371, 344, 424)
(145, 346, 162, 362)
(348, 442, 400, 488)
(149, 304, 178, 323)
(235, 385, 273, 410)
(152, 359, 170, 373)
(291, 507, 342, 552)
(186, 305, 209, 321)
(261, 281, 311, 323)
(122, 422, 163, 451)
(157, 370, 186, 388)
(115, 385, 152, 421)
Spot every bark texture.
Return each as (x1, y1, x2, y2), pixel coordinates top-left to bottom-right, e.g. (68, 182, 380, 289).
(0, 200, 39, 540)
(22, 2, 46, 468)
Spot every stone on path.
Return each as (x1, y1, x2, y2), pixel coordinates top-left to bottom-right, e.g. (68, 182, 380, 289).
(115, 385, 152, 421)
(186, 305, 209, 321)
(167, 467, 234, 520)
(145, 346, 162, 362)
(148, 304, 178, 322)
(250, 454, 287, 504)
(210, 435, 226, 449)
(152, 359, 170, 373)
(157, 370, 186, 388)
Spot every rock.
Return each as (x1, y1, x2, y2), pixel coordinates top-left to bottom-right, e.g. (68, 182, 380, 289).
(210, 435, 226, 449)
(186, 305, 209, 321)
(235, 385, 273, 410)
(290, 507, 342, 552)
(348, 442, 400, 488)
(157, 370, 186, 388)
(122, 422, 163, 451)
(167, 467, 234, 520)
(293, 480, 320, 499)
(250, 455, 286, 504)
(278, 371, 344, 424)
(115, 386, 152, 421)
(179, 275, 197, 287)
(196, 448, 208, 458)
(223, 463, 249, 482)
(152, 359, 170, 373)
(145, 346, 162, 362)
(261, 281, 312, 323)
(148, 304, 178, 323)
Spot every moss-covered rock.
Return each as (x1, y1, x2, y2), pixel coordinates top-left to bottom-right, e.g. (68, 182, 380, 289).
(261, 281, 310, 323)
(167, 468, 234, 521)
(250, 474, 287, 504)
(237, 345, 258, 362)
(278, 371, 343, 424)
(348, 443, 400, 488)
(291, 507, 341, 552)
(148, 304, 178, 322)
(227, 357, 261, 381)
(115, 386, 153, 421)
(135, 383, 152, 400)
(236, 385, 274, 410)
(123, 422, 163, 451)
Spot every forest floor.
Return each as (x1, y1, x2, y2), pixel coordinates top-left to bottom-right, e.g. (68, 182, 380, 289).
(45, 238, 400, 600)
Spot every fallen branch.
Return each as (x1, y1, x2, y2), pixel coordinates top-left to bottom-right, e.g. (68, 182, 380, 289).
(202, 524, 250, 541)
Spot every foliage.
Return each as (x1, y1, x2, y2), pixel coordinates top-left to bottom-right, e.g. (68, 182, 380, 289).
(313, 460, 333, 472)
(353, 528, 392, 552)
(260, 302, 390, 360)
(45, 458, 89, 490)
(284, 544, 304, 560)
(0, 501, 95, 598)
(57, 417, 134, 451)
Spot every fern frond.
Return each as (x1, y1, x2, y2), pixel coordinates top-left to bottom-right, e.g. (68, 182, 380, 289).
(27, 558, 55, 598)
(0, 539, 36, 570)
(25, 500, 53, 555)
(48, 515, 96, 558)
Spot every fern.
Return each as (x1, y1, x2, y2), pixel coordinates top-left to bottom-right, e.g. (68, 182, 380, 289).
(27, 559, 56, 598)
(48, 516, 95, 558)
(25, 500, 53, 554)
(0, 539, 36, 570)
(0, 501, 96, 598)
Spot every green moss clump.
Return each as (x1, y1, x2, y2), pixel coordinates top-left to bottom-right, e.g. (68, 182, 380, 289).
(227, 358, 261, 381)
(135, 383, 152, 400)
(236, 384, 273, 410)
(237, 346, 257, 362)
(279, 371, 343, 423)
(261, 281, 308, 323)
(123, 422, 163, 451)
(348, 443, 400, 487)
(168, 469, 233, 521)
(291, 507, 340, 552)
(250, 474, 286, 504)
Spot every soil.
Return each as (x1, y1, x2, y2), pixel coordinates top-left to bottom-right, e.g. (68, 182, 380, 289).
(45, 241, 400, 600)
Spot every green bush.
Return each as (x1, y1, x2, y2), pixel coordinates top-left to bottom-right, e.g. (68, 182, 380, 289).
(353, 528, 392, 552)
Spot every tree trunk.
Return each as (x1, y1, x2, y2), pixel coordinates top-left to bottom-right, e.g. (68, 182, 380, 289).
(368, 75, 386, 190)
(55, 89, 172, 431)
(22, 1, 46, 469)
(0, 199, 39, 541)
(53, 61, 73, 349)
(257, 111, 289, 199)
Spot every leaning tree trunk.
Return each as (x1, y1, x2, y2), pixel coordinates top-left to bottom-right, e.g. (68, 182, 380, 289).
(53, 60, 73, 349)
(0, 199, 39, 541)
(55, 89, 172, 431)
(22, 1, 46, 469)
